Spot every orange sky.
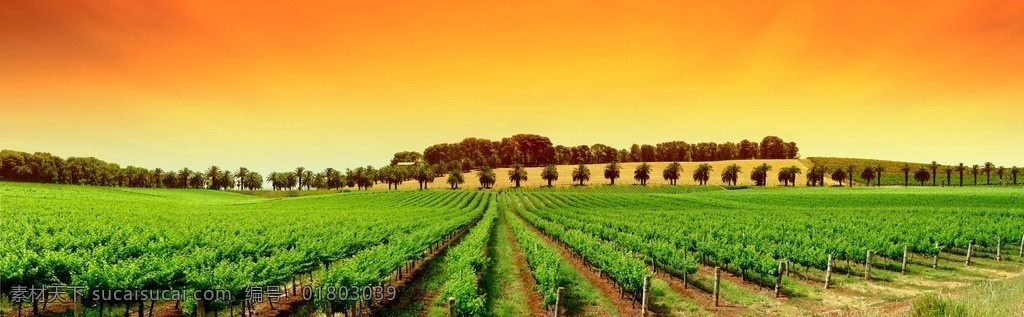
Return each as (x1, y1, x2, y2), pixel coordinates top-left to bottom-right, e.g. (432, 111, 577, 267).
(2, 0, 1023, 172)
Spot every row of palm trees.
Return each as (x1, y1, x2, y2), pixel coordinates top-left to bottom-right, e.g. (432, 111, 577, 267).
(439, 162, 807, 189)
(817, 162, 1022, 187)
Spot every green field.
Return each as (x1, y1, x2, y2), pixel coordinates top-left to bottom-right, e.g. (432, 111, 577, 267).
(2, 182, 1023, 317)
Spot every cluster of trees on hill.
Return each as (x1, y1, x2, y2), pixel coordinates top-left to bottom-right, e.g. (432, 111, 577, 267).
(416, 134, 799, 172)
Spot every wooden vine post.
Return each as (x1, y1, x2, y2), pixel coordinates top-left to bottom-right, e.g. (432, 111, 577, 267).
(933, 242, 940, 269)
(864, 250, 873, 280)
(774, 260, 784, 297)
(197, 300, 207, 317)
(1020, 234, 1024, 257)
(641, 276, 650, 316)
(448, 297, 456, 317)
(966, 241, 974, 266)
(73, 296, 82, 317)
(713, 267, 721, 307)
(824, 254, 833, 289)
(901, 245, 909, 275)
(554, 287, 564, 317)
(996, 237, 1002, 262)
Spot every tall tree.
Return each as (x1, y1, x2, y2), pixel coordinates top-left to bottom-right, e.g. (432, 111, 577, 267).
(507, 163, 528, 188)
(929, 161, 939, 186)
(914, 167, 931, 186)
(604, 162, 621, 185)
(205, 165, 221, 190)
(294, 167, 306, 190)
(955, 163, 966, 187)
(751, 163, 773, 186)
(303, 170, 314, 190)
(778, 166, 801, 186)
(983, 162, 995, 185)
(944, 166, 953, 187)
(971, 164, 980, 186)
(572, 164, 591, 186)
(997, 166, 1006, 185)
(860, 167, 875, 187)
(153, 168, 164, 188)
(413, 165, 435, 189)
(721, 164, 742, 186)
(1011, 166, 1020, 186)
(692, 163, 712, 186)
(901, 163, 911, 187)
(830, 168, 847, 186)
(235, 167, 249, 189)
(540, 164, 559, 187)
(846, 165, 855, 187)
(634, 163, 652, 186)
(477, 166, 497, 189)
(874, 164, 884, 187)
(663, 162, 682, 185)
(448, 169, 465, 189)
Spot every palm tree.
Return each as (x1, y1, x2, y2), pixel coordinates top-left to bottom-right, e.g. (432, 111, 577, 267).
(178, 168, 193, 189)
(846, 164, 855, 187)
(205, 165, 221, 190)
(508, 164, 528, 188)
(303, 170, 314, 190)
(634, 163, 652, 185)
(929, 161, 940, 186)
(830, 168, 847, 186)
(944, 166, 952, 187)
(572, 164, 591, 186)
(860, 167, 875, 187)
(983, 162, 995, 185)
(236, 167, 249, 189)
(294, 167, 306, 190)
(955, 163, 966, 187)
(807, 166, 828, 186)
(874, 164, 884, 187)
(220, 170, 234, 190)
(751, 163, 773, 186)
(997, 166, 1006, 185)
(901, 163, 911, 187)
(153, 168, 164, 188)
(663, 162, 682, 185)
(1012, 166, 1020, 186)
(413, 165, 434, 190)
(914, 167, 931, 186)
(692, 163, 712, 186)
(721, 164, 742, 186)
(447, 169, 464, 189)
(777, 166, 801, 186)
(477, 166, 497, 189)
(540, 165, 559, 187)
(971, 164, 980, 186)
(604, 162, 621, 185)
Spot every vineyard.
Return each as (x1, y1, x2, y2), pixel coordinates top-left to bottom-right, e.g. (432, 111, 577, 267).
(2, 182, 1024, 316)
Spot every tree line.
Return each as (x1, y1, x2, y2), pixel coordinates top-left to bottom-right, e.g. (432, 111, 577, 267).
(417, 134, 799, 172)
(815, 161, 1023, 187)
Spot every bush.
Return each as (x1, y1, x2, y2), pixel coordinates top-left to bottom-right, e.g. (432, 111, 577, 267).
(911, 294, 967, 317)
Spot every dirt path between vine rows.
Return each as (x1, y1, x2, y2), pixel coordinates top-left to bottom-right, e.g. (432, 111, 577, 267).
(509, 209, 644, 316)
(499, 211, 550, 316)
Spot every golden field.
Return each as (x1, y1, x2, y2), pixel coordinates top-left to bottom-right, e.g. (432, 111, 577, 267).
(389, 159, 811, 190)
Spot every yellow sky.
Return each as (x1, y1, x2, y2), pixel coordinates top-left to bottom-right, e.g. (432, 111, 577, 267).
(1, 0, 1023, 172)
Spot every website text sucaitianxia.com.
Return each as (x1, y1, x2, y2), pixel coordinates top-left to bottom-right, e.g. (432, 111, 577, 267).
(2, 284, 398, 303)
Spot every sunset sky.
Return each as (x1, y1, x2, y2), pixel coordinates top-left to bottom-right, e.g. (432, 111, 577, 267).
(2, 0, 1023, 172)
